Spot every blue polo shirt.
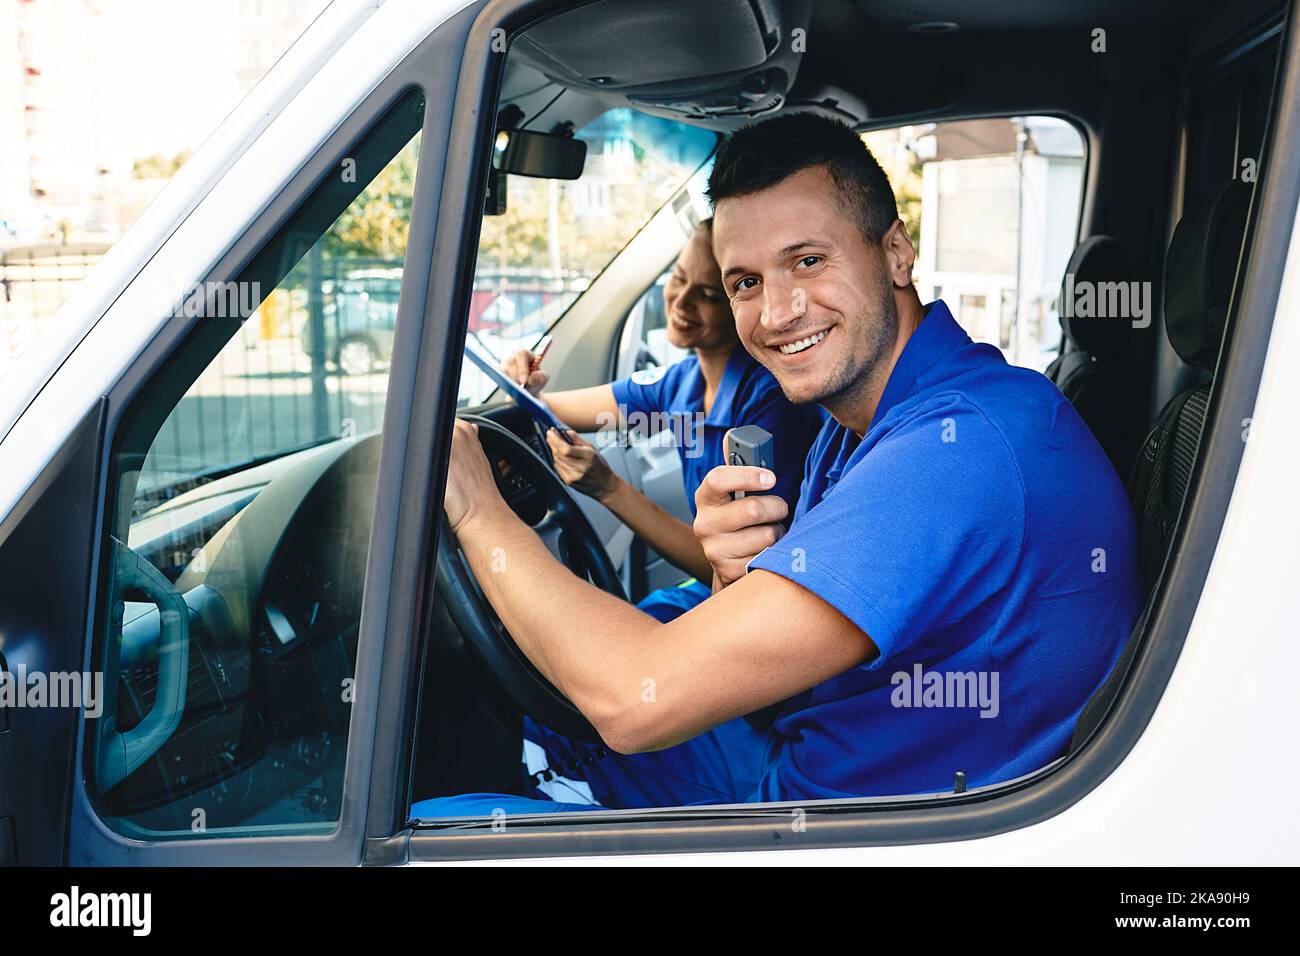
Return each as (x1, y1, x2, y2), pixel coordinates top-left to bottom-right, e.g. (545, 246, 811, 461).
(748, 300, 1140, 801)
(611, 345, 823, 521)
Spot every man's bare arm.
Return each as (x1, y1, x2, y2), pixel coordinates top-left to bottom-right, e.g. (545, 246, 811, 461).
(454, 494, 874, 753)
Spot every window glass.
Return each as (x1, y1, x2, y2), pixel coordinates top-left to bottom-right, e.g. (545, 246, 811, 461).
(1185, 42, 1277, 201)
(863, 116, 1085, 373)
(458, 109, 715, 405)
(89, 92, 424, 838)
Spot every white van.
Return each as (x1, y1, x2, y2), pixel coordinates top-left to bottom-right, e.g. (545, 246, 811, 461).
(0, 0, 1297, 865)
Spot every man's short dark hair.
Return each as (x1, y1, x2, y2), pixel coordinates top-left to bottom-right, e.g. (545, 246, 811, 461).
(707, 112, 898, 244)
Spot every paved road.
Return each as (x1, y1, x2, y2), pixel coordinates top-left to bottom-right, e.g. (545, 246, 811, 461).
(145, 338, 389, 480)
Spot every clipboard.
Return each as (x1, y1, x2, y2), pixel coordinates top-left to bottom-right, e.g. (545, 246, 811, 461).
(462, 341, 575, 443)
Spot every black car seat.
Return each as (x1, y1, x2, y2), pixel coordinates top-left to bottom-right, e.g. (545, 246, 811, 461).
(1069, 179, 1252, 753)
(1046, 235, 1140, 475)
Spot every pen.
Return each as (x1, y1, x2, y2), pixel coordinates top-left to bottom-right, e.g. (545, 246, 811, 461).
(530, 334, 553, 373)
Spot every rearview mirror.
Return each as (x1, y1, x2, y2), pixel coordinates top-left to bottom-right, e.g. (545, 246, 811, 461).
(485, 127, 587, 215)
(495, 127, 587, 180)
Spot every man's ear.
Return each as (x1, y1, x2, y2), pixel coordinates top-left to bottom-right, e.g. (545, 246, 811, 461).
(880, 218, 916, 289)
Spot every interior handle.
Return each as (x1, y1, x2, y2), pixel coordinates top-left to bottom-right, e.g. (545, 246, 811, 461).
(96, 537, 190, 792)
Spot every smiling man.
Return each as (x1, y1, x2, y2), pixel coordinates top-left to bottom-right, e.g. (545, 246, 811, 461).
(422, 112, 1140, 816)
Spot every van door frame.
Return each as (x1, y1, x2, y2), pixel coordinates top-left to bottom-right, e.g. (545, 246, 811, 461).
(395, 0, 1300, 861)
(64, 1, 489, 866)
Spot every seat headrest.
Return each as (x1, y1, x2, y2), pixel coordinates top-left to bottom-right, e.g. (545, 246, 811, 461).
(1164, 180, 1252, 370)
(1058, 235, 1132, 359)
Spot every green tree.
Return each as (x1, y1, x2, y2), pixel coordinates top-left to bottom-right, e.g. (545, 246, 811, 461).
(131, 151, 192, 180)
(476, 150, 681, 279)
(322, 137, 421, 259)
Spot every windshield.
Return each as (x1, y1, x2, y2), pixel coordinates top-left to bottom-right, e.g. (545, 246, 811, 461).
(459, 108, 716, 405)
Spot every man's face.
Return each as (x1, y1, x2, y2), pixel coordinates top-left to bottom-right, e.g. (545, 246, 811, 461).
(713, 167, 902, 407)
(662, 226, 735, 352)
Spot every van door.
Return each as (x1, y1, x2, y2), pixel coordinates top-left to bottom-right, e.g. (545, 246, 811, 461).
(0, 0, 487, 865)
(0, 405, 106, 865)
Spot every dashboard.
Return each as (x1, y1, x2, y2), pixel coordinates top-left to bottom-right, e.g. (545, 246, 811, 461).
(106, 436, 379, 829)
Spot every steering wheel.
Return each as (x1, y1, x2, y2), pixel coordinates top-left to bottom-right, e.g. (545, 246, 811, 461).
(435, 416, 626, 742)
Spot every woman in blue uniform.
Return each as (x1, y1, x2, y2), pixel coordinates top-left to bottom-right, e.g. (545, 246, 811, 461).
(501, 219, 822, 621)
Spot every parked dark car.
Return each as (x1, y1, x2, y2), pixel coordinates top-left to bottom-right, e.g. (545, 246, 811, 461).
(299, 273, 401, 376)
(301, 271, 569, 375)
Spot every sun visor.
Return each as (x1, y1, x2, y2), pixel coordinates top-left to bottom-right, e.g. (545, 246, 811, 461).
(514, 0, 780, 91)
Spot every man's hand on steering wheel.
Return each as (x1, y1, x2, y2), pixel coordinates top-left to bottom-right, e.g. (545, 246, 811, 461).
(444, 418, 507, 532)
(438, 415, 625, 741)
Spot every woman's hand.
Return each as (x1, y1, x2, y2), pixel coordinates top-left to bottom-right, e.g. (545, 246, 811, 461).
(545, 427, 619, 501)
(500, 348, 549, 397)
(549, 425, 714, 583)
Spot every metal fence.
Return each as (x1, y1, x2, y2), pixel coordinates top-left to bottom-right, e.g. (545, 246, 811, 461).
(2, 243, 585, 514)
(0, 242, 111, 371)
(138, 251, 403, 508)
(137, 256, 586, 511)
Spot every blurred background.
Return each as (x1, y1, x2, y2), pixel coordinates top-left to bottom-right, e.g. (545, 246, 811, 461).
(0, 0, 328, 375)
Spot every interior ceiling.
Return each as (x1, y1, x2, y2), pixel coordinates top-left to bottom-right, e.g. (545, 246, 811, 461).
(789, 0, 1217, 124)
(847, 0, 1212, 31)
(505, 0, 1226, 134)
(515, 0, 775, 90)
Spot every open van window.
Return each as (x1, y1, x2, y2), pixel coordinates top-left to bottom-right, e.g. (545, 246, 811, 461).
(458, 109, 715, 405)
(865, 117, 1086, 373)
